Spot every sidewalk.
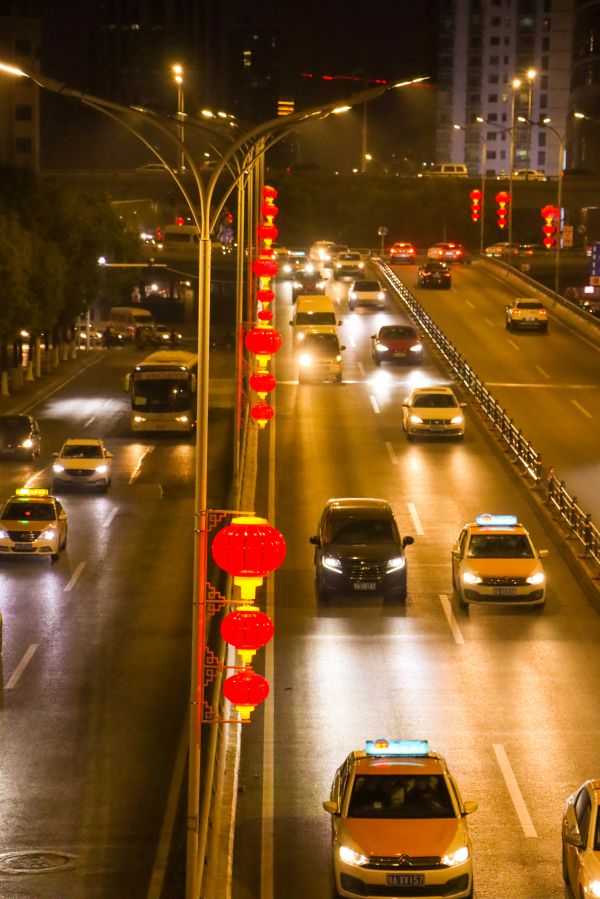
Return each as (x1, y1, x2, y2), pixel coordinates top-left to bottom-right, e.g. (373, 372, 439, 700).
(0, 349, 105, 417)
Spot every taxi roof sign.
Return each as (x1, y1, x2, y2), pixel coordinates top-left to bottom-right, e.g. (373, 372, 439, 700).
(475, 513, 518, 527)
(366, 739, 429, 757)
(15, 487, 49, 497)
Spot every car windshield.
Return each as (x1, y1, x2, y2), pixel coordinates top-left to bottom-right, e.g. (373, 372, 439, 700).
(353, 281, 380, 291)
(467, 533, 534, 558)
(347, 774, 455, 819)
(61, 444, 103, 459)
(379, 327, 417, 340)
(339, 254, 361, 261)
(295, 312, 336, 325)
(2, 501, 56, 522)
(330, 514, 397, 545)
(303, 334, 340, 355)
(412, 393, 457, 408)
(0, 417, 29, 435)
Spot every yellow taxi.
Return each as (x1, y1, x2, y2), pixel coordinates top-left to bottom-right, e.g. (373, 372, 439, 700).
(0, 488, 68, 562)
(563, 779, 600, 897)
(505, 298, 548, 332)
(451, 514, 547, 609)
(323, 739, 477, 899)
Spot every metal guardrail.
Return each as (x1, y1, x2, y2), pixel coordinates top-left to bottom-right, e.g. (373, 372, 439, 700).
(375, 259, 600, 573)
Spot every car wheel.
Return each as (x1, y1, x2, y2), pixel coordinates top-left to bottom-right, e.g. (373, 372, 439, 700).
(541, 324, 548, 333)
(60, 531, 68, 551)
(316, 580, 332, 603)
(51, 552, 60, 563)
(373, 356, 381, 367)
(506, 319, 511, 330)
(459, 593, 469, 611)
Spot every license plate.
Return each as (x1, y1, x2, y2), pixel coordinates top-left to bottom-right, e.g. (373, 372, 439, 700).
(393, 351, 406, 357)
(493, 586, 517, 595)
(353, 582, 377, 591)
(524, 317, 535, 322)
(14, 543, 35, 552)
(430, 425, 445, 431)
(387, 874, 424, 887)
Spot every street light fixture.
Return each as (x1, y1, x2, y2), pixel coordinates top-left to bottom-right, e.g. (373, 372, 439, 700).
(0, 59, 430, 899)
(172, 63, 185, 173)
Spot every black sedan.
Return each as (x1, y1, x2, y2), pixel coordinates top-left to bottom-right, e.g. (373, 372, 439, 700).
(417, 261, 452, 289)
(291, 269, 327, 302)
(309, 497, 414, 602)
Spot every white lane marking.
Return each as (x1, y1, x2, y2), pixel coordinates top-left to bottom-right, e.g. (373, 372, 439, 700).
(369, 395, 381, 414)
(129, 446, 154, 484)
(493, 743, 538, 838)
(535, 365, 551, 379)
(385, 441, 399, 465)
(358, 361, 366, 377)
(24, 471, 45, 487)
(439, 595, 465, 645)
(571, 399, 593, 419)
(6, 644, 39, 690)
(84, 416, 96, 428)
(64, 561, 86, 592)
(465, 299, 475, 309)
(147, 710, 189, 899)
(507, 339, 520, 351)
(407, 502, 425, 535)
(103, 507, 118, 528)
(484, 318, 495, 328)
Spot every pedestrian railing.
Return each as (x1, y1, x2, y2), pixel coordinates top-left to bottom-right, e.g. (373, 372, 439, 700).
(376, 259, 600, 573)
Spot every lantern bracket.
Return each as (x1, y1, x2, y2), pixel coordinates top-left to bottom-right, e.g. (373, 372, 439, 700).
(196, 508, 256, 533)
(202, 701, 249, 725)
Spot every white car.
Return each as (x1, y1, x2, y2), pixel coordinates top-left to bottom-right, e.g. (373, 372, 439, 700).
(52, 438, 114, 491)
(347, 279, 386, 310)
(402, 386, 465, 440)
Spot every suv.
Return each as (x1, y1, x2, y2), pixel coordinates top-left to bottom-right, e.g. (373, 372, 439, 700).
(0, 415, 41, 459)
(333, 252, 364, 280)
(309, 497, 414, 602)
(505, 298, 548, 332)
(52, 438, 114, 491)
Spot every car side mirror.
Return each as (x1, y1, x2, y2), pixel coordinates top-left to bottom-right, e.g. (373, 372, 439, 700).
(460, 402, 467, 408)
(402, 535, 414, 548)
(565, 829, 583, 848)
(106, 451, 114, 459)
(538, 549, 549, 558)
(463, 800, 478, 816)
(322, 800, 339, 816)
(371, 334, 377, 339)
(309, 535, 321, 546)
(340, 346, 346, 351)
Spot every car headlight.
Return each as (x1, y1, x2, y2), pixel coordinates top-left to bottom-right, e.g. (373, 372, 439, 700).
(409, 413, 423, 424)
(20, 438, 34, 448)
(526, 572, 545, 585)
(299, 353, 313, 367)
(283, 264, 292, 273)
(176, 415, 189, 423)
(358, 262, 364, 268)
(41, 527, 57, 540)
(410, 343, 423, 353)
(96, 464, 108, 474)
(588, 881, 600, 898)
(0, 529, 8, 539)
(463, 572, 483, 585)
(297, 332, 306, 342)
(52, 462, 65, 473)
(386, 556, 406, 572)
(292, 281, 302, 289)
(349, 291, 357, 300)
(305, 263, 314, 273)
(322, 556, 342, 572)
(377, 292, 385, 300)
(375, 343, 388, 353)
(339, 846, 368, 866)
(450, 415, 464, 424)
(335, 263, 342, 269)
(441, 846, 469, 867)
(335, 355, 342, 362)
(316, 281, 326, 289)
(133, 415, 146, 423)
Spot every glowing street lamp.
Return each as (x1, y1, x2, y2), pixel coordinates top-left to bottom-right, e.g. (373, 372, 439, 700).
(172, 63, 186, 173)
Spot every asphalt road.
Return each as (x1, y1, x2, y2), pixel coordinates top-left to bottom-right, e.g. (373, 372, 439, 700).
(232, 271, 599, 899)
(0, 343, 234, 899)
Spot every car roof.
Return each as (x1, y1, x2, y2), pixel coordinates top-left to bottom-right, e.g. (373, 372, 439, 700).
(514, 297, 544, 304)
(410, 386, 456, 396)
(4, 494, 56, 507)
(352, 754, 446, 776)
(351, 280, 381, 288)
(62, 437, 103, 446)
(325, 497, 393, 513)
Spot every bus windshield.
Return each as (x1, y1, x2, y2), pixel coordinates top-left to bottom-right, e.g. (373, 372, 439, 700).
(132, 374, 191, 412)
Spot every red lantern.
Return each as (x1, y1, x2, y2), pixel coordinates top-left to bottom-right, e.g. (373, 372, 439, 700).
(496, 191, 510, 230)
(251, 401, 274, 429)
(212, 515, 286, 599)
(245, 325, 282, 369)
(260, 201, 279, 219)
(257, 287, 275, 305)
(262, 185, 278, 200)
(221, 606, 274, 665)
(249, 371, 277, 398)
(469, 189, 482, 223)
(257, 308, 273, 322)
(541, 205, 558, 249)
(257, 223, 279, 244)
(223, 669, 270, 721)
(252, 256, 279, 278)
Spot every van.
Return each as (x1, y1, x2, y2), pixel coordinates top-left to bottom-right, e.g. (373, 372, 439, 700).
(162, 224, 199, 259)
(419, 164, 469, 178)
(108, 306, 155, 340)
(290, 295, 341, 346)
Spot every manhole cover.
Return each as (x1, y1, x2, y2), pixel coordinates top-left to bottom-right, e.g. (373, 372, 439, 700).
(0, 851, 78, 874)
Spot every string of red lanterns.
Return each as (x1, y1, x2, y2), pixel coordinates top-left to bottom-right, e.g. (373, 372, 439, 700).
(496, 191, 510, 230)
(469, 189, 482, 223)
(541, 204, 559, 249)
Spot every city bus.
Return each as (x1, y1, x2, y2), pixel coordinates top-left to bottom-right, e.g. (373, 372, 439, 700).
(124, 350, 198, 433)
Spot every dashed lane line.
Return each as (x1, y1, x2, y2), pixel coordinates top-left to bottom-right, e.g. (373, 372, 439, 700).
(5, 644, 39, 690)
(493, 743, 538, 838)
(439, 595, 465, 645)
(369, 395, 381, 414)
(407, 502, 425, 535)
(385, 442, 399, 465)
(64, 561, 86, 592)
(571, 399, 592, 419)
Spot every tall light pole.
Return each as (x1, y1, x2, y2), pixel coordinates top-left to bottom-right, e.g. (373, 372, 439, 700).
(454, 122, 487, 253)
(172, 63, 186, 173)
(0, 60, 430, 899)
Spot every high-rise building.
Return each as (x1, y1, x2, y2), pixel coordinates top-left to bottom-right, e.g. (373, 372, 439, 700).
(0, 0, 41, 169)
(437, 0, 573, 178)
(569, 0, 600, 170)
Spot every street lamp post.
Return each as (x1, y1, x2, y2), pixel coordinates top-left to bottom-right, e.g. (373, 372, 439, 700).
(0, 60, 430, 899)
(454, 122, 486, 253)
(172, 63, 185, 173)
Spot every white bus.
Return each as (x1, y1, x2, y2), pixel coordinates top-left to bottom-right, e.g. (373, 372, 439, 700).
(124, 350, 198, 432)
